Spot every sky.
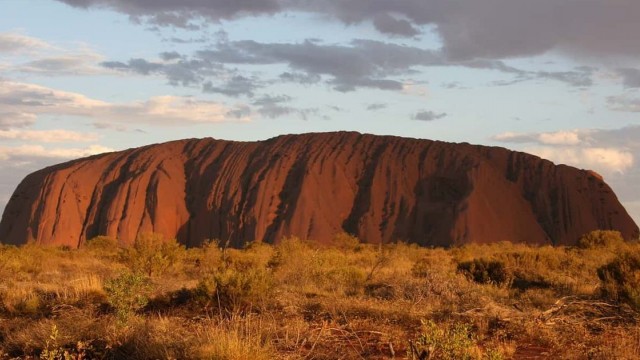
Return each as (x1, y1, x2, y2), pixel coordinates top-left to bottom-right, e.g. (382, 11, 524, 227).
(0, 0, 638, 225)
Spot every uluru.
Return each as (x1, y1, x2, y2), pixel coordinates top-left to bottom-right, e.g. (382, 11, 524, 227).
(0, 132, 637, 248)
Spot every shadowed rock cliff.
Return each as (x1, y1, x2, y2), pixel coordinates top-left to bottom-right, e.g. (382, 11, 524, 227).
(1, 132, 637, 248)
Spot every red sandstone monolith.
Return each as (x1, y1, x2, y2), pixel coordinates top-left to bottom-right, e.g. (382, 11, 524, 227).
(0, 132, 637, 247)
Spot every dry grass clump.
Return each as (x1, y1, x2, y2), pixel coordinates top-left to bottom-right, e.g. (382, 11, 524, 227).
(193, 316, 277, 360)
(0, 230, 639, 359)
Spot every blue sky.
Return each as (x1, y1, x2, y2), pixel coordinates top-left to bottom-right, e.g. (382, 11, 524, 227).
(1, 0, 639, 224)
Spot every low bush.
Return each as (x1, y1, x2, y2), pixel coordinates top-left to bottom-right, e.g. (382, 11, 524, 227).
(597, 251, 640, 309)
(85, 236, 118, 253)
(329, 232, 361, 251)
(195, 239, 224, 274)
(121, 233, 185, 277)
(411, 258, 433, 279)
(409, 320, 496, 360)
(196, 267, 273, 315)
(0, 244, 46, 277)
(457, 259, 510, 285)
(326, 265, 367, 296)
(104, 271, 151, 324)
(365, 282, 396, 300)
(577, 230, 625, 249)
(40, 324, 95, 360)
(268, 237, 320, 290)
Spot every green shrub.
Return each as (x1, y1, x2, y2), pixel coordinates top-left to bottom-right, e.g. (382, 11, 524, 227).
(229, 241, 274, 272)
(411, 258, 432, 279)
(577, 230, 624, 249)
(330, 232, 361, 251)
(327, 266, 366, 296)
(510, 271, 551, 291)
(85, 236, 118, 251)
(268, 236, 314, 269)
(457, 259, 509, 285)
(40, 324, 94, 360)
(104, 271, 151, 324)
(597, 251, 640, 309)
(364, 282, 396, 300)
(196, 267, 273, 314)
(40, 324, 66, 360)
(0, 244, 45, 276)
(15, 293, 43, 315)
(122, 233, 184, 276)
(268, 237, 318, 289)
(199, 239, 223, 274)
(409, 320, 479, 360)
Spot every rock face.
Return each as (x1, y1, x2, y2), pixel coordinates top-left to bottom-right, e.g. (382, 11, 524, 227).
(0, 132, 638, 248)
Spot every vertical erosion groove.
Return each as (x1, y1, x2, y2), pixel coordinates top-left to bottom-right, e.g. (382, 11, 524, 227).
(342, 140, 389, 237)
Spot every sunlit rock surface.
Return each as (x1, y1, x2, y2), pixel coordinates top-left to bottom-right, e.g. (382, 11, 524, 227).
(1, 132, 637, 248)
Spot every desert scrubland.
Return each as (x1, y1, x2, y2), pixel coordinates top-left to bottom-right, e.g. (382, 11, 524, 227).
(1, 231, 639, 359)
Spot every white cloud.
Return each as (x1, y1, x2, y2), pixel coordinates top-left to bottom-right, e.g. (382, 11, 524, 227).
(0, 129, 98, 143)
(623, 201, 640, 226)
(0, 31, 111, 76)
(494, 126, 639, 176)
(0, 80, 250, 126)
(493, 130, 584, 146)
(492, 132, 521, 141)
(0, 80, 106, 112)
(0, 144, 114, 214)
(608, 94, 640, 112)
(105, 95, 248, 124)
(538, 131, 582, 146)
(0, 32, 52, 54)
(0, 144, 113, 161)
(16, 53, 107, 76)
(0, 112, 36, 129)
(401, 82, 429, 97)
(527, 146, 633, 174)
